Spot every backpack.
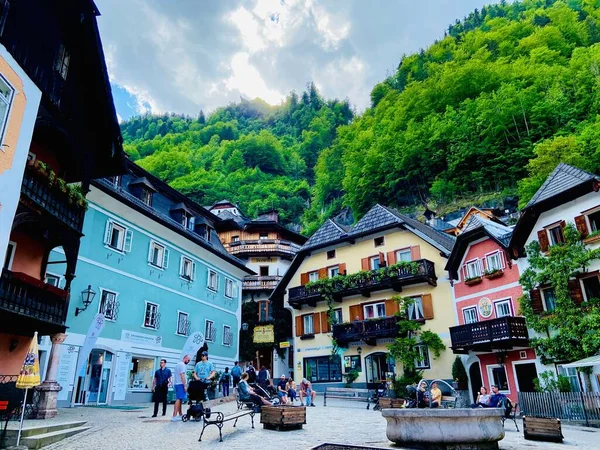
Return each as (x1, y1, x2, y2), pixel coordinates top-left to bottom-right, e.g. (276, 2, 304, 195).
(257, 369, 267, 382)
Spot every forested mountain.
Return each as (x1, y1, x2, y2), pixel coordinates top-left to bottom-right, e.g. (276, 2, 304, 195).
(121, 0, 600, 233)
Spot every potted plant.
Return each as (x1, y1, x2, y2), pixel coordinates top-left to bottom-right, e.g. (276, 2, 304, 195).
(451, 356, 468, 390)
(584, 230, 600, 244)
(208, 370, 223, 399)
(464, 275, 482, 286)
(483, 269, 503, 280)
(343, 369, 359, 388)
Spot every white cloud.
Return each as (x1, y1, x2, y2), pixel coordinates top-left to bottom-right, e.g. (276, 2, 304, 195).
(224, 52, 285, 104)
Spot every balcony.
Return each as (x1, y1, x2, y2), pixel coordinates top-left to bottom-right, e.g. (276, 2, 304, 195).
(449, 316, 529, 354)
(243, 275, 282, 291)
(333, 316, 400, 346)
(288, 259, 437, 309)
(0, 270, 69, 335)
(21, 168, 86, 233)
(226, 239, 302, 259)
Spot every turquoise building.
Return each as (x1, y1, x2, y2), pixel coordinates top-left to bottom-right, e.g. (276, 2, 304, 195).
(46, 159, 252, 406)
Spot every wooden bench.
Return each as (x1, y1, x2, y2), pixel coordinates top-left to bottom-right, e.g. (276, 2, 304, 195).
(377, 398, 405, 409)
(323, 388, 371, 409)
(441, 395, 457, 408)
(523, 416, 563, 442)
(198, 409, 256, 442)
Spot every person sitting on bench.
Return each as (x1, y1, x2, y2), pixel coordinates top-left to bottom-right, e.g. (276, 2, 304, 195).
(488, 385, 507, 408)
(471, 386, 491, 408)
(430, 382, 442, 408)
(238, 372, 270, 408)
(299, 378, 316, 407)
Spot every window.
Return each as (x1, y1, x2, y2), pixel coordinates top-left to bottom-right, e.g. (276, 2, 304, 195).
(364, 302, 386, 319)
(259, 301, 272, 322)
(415, 344, 430, 369)
(3, 241, 15, 269)
(45, 273, 61, 288)
(180, 256, 195, 281)
(582, 276, 600, 301)
(176, 311, 189, 336)
(343, 355, 362, 373)
(108, 176, 121, 187)
(463, 307, 478, 324)
(303, 314, 314, 335)
(304, 355, 342, 383)
(205, 320, 216, 342)
(494, 299, 512, 318)
(308, 271, 319, 282)
(396, 248, 412, 262)
(559, 366, 581, 392)
(54, 44, 70, 79)
(99, 289, 117, 321)
(141, 189, 153, 206)
(489, 366, 509, 392)
(225, 278, 234, 298)
(144, 302, 159, 329)
(332, 308, 343, 325)
(207, 270, 218, 291)
(259, 232, 268, 240)
(259, 266, 269, 276)
(485, 251, 503, 272)
(328, 266, 339, 277)
(542, 287, 556, 312)
(104, 221, 133, 253)
(129, 357, 155, 390)
(465, 259, 482, 279)
(374, 237, 385, 247)
(588, 210, 600, 232)
(181, 213, 194, 230)
(370, 256, 381, 270)
(232, 235, 240, 242)
(408, 296, 425, 320)
(0, 74, 14, 148)
(327, 249, 336, 259)
(223, 325, 233, 347)
(548, 225, 565, 246)
(148, 241, 168, 269)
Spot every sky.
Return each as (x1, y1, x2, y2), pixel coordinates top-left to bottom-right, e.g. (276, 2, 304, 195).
(97, 0, 495, 122)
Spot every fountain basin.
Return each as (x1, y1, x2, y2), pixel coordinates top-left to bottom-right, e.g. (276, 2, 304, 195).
(382, 408, 504, 450)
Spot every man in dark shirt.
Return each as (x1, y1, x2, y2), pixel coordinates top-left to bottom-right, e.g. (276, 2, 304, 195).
(276, 375, 288, 404)
(488, 384, 506, 408)
(152, 359, 172, 417)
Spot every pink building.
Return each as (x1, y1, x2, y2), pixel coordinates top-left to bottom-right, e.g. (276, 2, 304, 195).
(445, 216, 538, 404)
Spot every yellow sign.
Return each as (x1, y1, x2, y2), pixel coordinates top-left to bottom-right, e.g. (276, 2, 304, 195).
(279, 341, 290, 348)
(253, 325, 275, 343)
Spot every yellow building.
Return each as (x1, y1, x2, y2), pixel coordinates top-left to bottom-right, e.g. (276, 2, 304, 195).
(271, 204, 456, 390)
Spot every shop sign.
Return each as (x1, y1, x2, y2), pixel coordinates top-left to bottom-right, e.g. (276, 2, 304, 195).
(121, 329, 163, 347)
(279, 341, 290, 348)
(253, 325, 275, 343)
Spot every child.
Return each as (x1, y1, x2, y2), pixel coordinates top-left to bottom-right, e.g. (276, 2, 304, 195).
(304, 380, 313, 407)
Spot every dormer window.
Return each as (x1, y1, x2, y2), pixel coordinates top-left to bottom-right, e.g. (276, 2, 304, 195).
(54, 44, 70, 80)
(181, 212, 194, 230)
(108, 176, 121, 188)
(259, 232, 268, 240)
(129, 177, 157, 207)
(141, 188, 152, 206)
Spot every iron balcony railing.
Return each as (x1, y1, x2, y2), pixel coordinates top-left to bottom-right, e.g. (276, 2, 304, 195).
(242, 275, 282, 291)
(0, 269, 69, 327)
(21, 169, 86, 232)
(333, 316, 400, 345)
(449, 316, 529, 354)
(225, 239, 302, 256)
(288, 259, 436, 307)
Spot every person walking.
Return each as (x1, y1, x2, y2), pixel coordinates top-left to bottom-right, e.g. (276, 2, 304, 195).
(220, 367, 231, 397)
(152, 359, 172, 417)
(172, 354, 190, 422)
(231, 361, 242, 388)
(193, 351, 216, 400)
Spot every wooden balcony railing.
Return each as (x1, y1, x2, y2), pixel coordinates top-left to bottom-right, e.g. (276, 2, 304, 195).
(333, 316, 400, 345)
(0, 269, 69, 329)
(242, 275, 282, 291)
(226, 240, 302, 257)
(288, 259, 436, 308)
(21, 169, 86, 232)
(449, 316, 529, 354)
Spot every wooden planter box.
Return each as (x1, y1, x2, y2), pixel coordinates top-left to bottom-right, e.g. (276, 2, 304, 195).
(483, 270, 503, 280)
(378, 398, 405, 408)
(523, 416, 563, 443)
(464, 276, 482, 286)
(260, 405, 306, 431)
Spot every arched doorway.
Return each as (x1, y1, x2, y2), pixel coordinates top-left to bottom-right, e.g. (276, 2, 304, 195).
(469, 361, 483, 403)
(364, 352, 395, 389)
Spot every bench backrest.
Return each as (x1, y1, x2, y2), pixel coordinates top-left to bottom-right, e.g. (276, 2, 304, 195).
(325, 387, 370, 398)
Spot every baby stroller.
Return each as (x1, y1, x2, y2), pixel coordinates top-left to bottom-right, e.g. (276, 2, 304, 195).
(250, 382, 281, 406)
(372, 382, 388, 411)
(404, 385, 419, 409)
(182, 380, 211, 422)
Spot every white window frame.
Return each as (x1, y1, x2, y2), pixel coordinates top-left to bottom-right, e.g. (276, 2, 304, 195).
(207, 269, 218, 291)
(408, 296, 424, 321)
(415, 344, 430, 369)
(586, 207, 600, 233)
(225, 278, 234, 298)
(222, 325, 232, 347)
(487, 364, 510, 394)
(328, 266, 340, 278)
(205, 319, 215, 342)
(303, 314, 314, 335)
(148, 241, 169, 270)
(141, 189, 153, 206)
(464, 258, 482, 279)
(98, 288, 118, 322)
(44, 272, 62, 288)
(308, 271, 319, 282)
(104, 220, 133, 253)
(54, 44, 70, 79)
(580, 275, 600, 302)
(547, 224, 565, 246)
(370, 256, 381, 270)
(176, 311, 189, 336)
(3, 240, 15, 270)
(484, 250, 504, 272)
(462, 306, 478, 324)
(143, 301, 159, 330)
(327, 249, 336, 260)
(541, 287, 556, 312)
(396, 248, 412, 263)
(332, 308, 343, 325)
(494, 299, 512, 318)
(363, 302, 386, 319)
(179, 256, 195, 281)
(0, 73, 14, 150)
(232, 235, 240, 242)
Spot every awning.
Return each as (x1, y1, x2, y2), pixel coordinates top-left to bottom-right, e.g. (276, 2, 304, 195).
(562, 354, 600, 368)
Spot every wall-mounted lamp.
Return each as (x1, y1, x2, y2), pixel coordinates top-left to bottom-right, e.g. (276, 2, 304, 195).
(75, 285, 96, 316)
(241, 323, 249, 331)
(357, 346, 362, 355)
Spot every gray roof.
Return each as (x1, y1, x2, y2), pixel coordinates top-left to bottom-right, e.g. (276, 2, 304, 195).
(386, 207, 456, 254)
(462, 215, 512, 247)
(526, 163, 598, 208)
(351, 204, 402, 235)
(303, 219, 348, 249)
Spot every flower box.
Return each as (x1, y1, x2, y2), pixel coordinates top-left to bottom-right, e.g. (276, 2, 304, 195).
(483, 270, 504, 280)
(583, 234, 600, 245)
(464, 276, 482, 286)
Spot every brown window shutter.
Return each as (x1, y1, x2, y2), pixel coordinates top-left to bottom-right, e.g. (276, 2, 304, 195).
(575, 215, 589, 238)
(530, 289, 543, 313)
(313, 313, 321, 334)
(339, 263, 347, 275)
(537, 230, 549, 252)
(349, 304, 364, 321)
(320, 311, 330, 333)
(385, 299, 399, 317)
(560, 220, 566, 229)
(411, 246, 421, 261)
(295, 315, 303, 337)
(379, 252, 386, 267)
(387, 251, 397, 266)
(422, 294, 434, 320)
(318, 267, 328, 279)
(301, 272, 309, 286)
(568, 279, 584, 305)
(361, 257, 370, 271)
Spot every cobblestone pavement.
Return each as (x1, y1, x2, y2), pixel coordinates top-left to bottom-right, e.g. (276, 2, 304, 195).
(30, 400, 600, 450)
